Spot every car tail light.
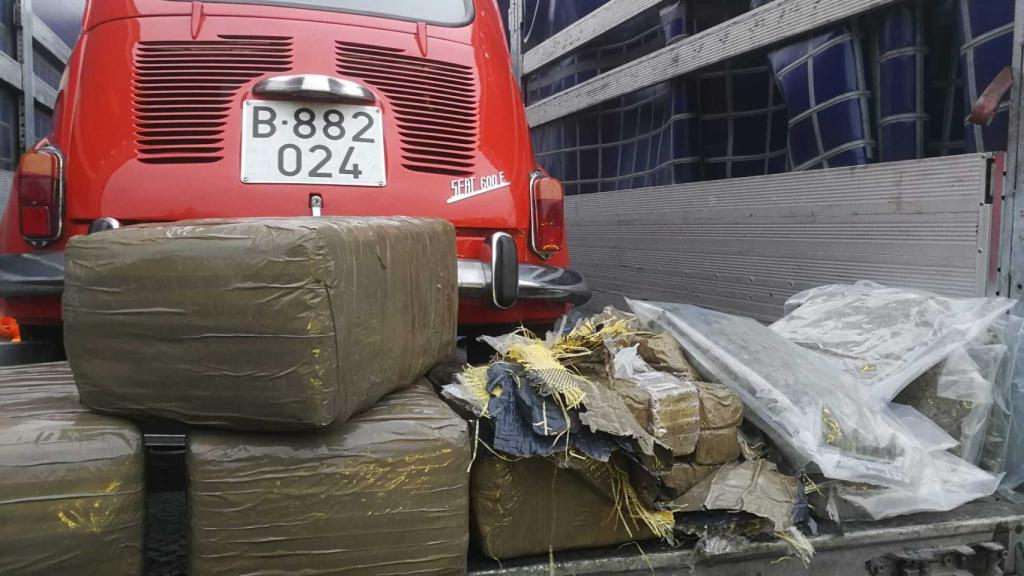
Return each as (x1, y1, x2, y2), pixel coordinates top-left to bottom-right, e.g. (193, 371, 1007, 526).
(16, 146, 64, 244)
(531, 173, 565, 258)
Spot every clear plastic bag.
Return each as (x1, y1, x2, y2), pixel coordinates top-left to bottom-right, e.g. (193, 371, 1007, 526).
(772, 282, 1015, 401)
(998, 316, 1024, 491)
(630, 299, 1002, 518)
(894, 346, 999, 465)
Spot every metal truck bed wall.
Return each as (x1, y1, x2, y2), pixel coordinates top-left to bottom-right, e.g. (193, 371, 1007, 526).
(568, 154, 999, 322)
(468, 500, 1024, 576)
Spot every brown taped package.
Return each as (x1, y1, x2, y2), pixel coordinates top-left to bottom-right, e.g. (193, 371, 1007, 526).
(695, 427, 743, 465)
(64, 217, 458, 430)
(0, 363, 144, 576)
(471, 457, 655, 560)
(631, 373, 700, 456)
(696, 382, 744, 429)
(188, 381, 470, 576)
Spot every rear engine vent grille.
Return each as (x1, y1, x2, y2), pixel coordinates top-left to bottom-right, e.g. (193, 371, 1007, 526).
(336, 42, 479, 177)
(133, 35, 293, 164)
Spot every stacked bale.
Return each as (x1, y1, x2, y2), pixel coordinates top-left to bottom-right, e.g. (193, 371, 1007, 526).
(64, 217, 458, 431)
(0, 362, 145, 576)
(43, 217, 468, 575)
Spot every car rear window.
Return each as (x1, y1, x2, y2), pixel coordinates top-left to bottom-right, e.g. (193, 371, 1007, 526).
(197, 0, 474, 26)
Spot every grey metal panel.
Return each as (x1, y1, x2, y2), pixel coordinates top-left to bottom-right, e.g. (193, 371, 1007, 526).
(468, 500, 1024, 576)
(18, 0, 38, 148)
(508, 0, 523, 82)
(0, 53, 23, 89)
(1004, 0, 1024, 304)
(521, 0, 664, 75)
(566, 155, 994, 322)
(0, 169, 12, 221)
(33, 80, 55, 109)
(525, 0, 902, 128)
(32, 15, 71, 64)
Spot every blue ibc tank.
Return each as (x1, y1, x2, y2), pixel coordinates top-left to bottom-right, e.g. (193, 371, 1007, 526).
(527, 1, 700, 195)
(693, 0, 788, 179)
(762, 25, 875, 171)
(960, 0, 1014, 153)
(874, 1, 928, 162)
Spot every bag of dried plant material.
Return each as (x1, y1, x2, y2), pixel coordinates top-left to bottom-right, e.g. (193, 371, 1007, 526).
(65, 217, 457, 431)
(471, 456, 665, 560)
(0, 362, 144, 576)
(188, 381, 470, 576)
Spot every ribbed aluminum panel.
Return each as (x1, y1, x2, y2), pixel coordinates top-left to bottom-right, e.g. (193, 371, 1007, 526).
(568, 154, 995, 321)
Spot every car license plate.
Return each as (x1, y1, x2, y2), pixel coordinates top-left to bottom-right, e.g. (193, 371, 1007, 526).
(240, 100, 386, 186)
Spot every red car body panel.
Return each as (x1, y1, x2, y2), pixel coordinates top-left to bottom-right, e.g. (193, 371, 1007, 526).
(0, 0, 579, 330)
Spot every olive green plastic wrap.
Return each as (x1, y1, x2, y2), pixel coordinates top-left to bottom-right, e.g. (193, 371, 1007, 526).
(188, 380, 470, 576)
(64, 217, 458, 430)
(0, 362, 144, 576)
(470, 456, 655, 560)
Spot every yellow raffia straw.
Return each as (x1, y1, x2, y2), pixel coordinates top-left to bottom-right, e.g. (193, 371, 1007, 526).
(500, 334, 587, 410)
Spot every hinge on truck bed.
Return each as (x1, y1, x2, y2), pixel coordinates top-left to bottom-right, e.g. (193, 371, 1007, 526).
(866, 542, 1007, 576)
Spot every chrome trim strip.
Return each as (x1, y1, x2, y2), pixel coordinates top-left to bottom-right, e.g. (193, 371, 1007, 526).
(458, 259, 591, 306)
(252, 74, 376, 104)
(24, 144, 65, 247)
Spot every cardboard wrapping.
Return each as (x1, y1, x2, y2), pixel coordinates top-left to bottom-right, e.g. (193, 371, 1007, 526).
(695, 428, 743, 465)
(633, 373, 700, 456)
(188, 381, 470, 576)
(471, 456, 655, 560)
(65, 217, 458, 430)
(674, 460, 799, 531)
(637, 332, 700, 380)
(695, 382, 744, 429)
(661, 461, 718, 496)
(0, 362, 144, 576)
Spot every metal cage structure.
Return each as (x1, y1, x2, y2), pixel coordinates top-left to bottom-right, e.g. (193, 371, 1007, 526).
(507, 0, 1024, 319)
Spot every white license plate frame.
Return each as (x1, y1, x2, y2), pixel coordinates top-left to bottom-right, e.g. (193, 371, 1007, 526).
(240, 100, 386, 187)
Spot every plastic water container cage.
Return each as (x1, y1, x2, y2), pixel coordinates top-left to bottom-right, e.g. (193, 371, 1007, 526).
(517, 0, 1015, 195)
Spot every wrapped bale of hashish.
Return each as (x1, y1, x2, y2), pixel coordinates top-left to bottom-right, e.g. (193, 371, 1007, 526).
(188, 380, 471, 576)
(64, 217, 458, 430)
(0, 362, 144, 576)
(471, 456, 659, 560)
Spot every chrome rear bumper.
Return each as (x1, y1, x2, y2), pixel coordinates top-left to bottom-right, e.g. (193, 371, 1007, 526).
(458, 260, 591, 307)
(457, 231, 590, 309)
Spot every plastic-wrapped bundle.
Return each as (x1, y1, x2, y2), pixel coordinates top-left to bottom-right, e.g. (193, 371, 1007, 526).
(64, 217, 457, 431)
(528, 2, 699, 194)
(873, 1, 927, 162)
(471, 456, 655, 560)
(694, 0, 788, 179)
(630, 300, 1001, 519)
(894, 346, 1000, 465)
(992, 316, 1024, 492)
(959, 0, 1014, 153)
(0, 362, 144, 576)
(753, 0, 874, 171)
(188, 381, 470, 576)
(771, 282, 1015, 401)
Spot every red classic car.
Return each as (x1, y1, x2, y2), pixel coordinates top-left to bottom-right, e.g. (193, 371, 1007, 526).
(0, 0, 589, 342)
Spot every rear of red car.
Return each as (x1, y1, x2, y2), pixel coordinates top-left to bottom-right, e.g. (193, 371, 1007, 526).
(0, 0, 588, 338)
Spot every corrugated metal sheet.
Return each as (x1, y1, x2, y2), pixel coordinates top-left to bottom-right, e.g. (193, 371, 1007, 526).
(567, 154, 994, 321)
